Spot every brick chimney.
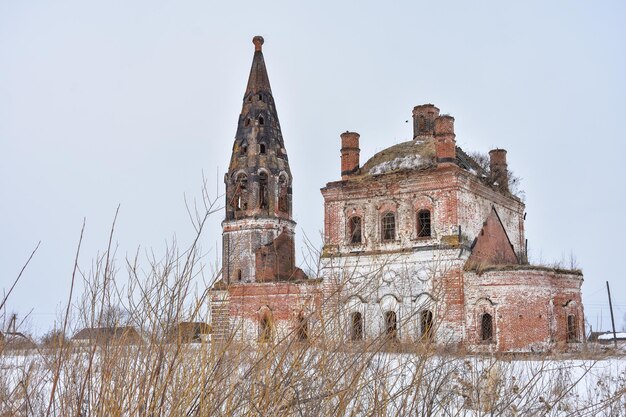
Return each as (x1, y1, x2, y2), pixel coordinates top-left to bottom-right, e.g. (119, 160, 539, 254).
(341, 131, 360, 179)
(489, 149, 509, 192)
(412, 104, 440, 139)
(434, 115, 456, 165)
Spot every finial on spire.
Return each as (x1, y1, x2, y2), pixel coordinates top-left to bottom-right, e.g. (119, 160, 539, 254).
(253, 36, 264, 52)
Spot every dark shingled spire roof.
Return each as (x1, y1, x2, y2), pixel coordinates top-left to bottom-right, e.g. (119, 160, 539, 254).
(245, 36, 272, 96)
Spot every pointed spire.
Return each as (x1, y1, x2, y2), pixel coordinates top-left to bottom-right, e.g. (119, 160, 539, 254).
(245, 36, 272, 96)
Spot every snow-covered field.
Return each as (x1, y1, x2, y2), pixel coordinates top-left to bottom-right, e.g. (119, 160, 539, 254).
(1, 346, 625, 416)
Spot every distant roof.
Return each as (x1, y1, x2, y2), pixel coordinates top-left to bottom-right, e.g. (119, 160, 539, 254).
(72, 326, 142, 343)
(597, 332, 626, 341)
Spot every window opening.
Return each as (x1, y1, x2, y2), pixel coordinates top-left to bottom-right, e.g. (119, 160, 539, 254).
(245, 118, 250, 127)
(259, 313, 272, 342)
(351, 312, 363, 341)
(259, 116, 264, 125)
(381, 212, 396, 241)
(278, 175, 289, 212)
(234, 174, 248, 211)
(385, 311, 398, 340)
(349, 216, 362, 244)
(417, 210, 432, 237)
(259, 172, 269, 209)
(297, 312, 308, 341)
(240, 145, 247, 156)
(567, 314, 577, 342)
(258, 94, 263, 101)
(260, 143, 266, 154)
(237, 270, 242, 281)
(481, 313, 493, 342)
(420, 310, 433, 340)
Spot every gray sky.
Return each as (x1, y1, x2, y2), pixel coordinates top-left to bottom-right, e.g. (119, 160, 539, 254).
(1, 0, 625, 336)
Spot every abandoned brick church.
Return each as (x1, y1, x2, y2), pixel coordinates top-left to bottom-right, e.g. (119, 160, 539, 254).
(209, 36, 585, 352)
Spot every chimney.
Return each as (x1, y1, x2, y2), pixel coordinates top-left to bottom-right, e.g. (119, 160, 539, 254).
(489, 149, 509, 192)
(412, 104, 440, 139)
(340, 131, 360, 180)
(434, 115, 456, 165)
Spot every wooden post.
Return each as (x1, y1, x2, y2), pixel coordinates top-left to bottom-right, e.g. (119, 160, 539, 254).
(606, 281, 618, 349)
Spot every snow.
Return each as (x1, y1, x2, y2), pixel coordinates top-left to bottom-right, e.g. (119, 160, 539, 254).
(368, 154, 426, 175)
(598, 332, 626, 340)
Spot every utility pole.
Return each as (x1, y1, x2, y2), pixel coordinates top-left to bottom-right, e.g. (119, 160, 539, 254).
(606, 281, 618, 349)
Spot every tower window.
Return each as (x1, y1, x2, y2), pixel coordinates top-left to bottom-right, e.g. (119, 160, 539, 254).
(278, 174, 289, 213)
(260, 144, 266, 154)
(259, 116, 264, 125)
(348, 216, 362, 244)
(481, 313, 494, 342)
(384, 311, 398, 340)
(567, 314, 578, 342)
(381, 212, 396, 242)
(245, 118, 250, 127)
(417, 210, 431, 237)
(351, 312, 363, 341)
(237, 270, 242, 281)
(259, 172, 268, 209)
(420, 310, 434, 340)
(258, 94, 263, 101)
(240, 145, 247, 156)
(234, 173, 248, 211)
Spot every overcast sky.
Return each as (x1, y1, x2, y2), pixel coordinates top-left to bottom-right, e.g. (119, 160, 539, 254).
(1, 0, 625, 336)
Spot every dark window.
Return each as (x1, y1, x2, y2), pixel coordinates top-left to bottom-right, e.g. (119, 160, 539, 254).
(567, 315, 578, 342)
(381, 212, 396, 241)
(420, 310, 433, 340)
(237, 270, 242, 281)
(278, 175, 289, 212)
(234, 174, 248, 211)
(417, 210, 432, 237)
(297, 312, 308, 341)
(259, 116, 264, 125)
(259, 172, 268, 209)
(481, 313, 493, 342)
(385, 311, 397, 340)
(260, 143, 266, 154)
(258, 94, 263, 101)
(349, 216, 362, 244)
(240, 145, 247, 156)
(351, 312, 363, 341)
(259, 313, 272, 342)
(245, 118, 250, 127)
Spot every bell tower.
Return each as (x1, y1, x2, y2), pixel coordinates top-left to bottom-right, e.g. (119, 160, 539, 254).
(222, 36, 300, 284)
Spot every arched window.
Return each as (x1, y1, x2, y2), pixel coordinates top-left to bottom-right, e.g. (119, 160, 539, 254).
(381, 212, 396, 242)
(348, 216, 362, 244)
(259, 116, 264, 125)
(481, 313, 493, 342)
(259, 143, 266, 154)
(236, 270, 242, 281)
(351, 312, 363, 341)
(296, 312, 308, 341)
(567, 314, 578, 342)
(278, 175, 289, 213)
(417, 209, 431, 237)
(258, 93, 263, 101)
(240, 145, 247, 156)
(259, 311, 273, 342)
(384, 311, 397, 340)
(234, 173, 248, 211)
(258, 172, 268, 209)
(420, 310, 434, 340)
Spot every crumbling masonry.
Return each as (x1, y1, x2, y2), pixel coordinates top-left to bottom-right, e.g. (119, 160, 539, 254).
(210, 37, 584, 353)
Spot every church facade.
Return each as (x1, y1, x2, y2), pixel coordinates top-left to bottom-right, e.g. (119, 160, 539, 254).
(210, 37, 584, 353)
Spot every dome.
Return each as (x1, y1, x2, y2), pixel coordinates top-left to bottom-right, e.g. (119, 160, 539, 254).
(360, 139, 436, 176)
